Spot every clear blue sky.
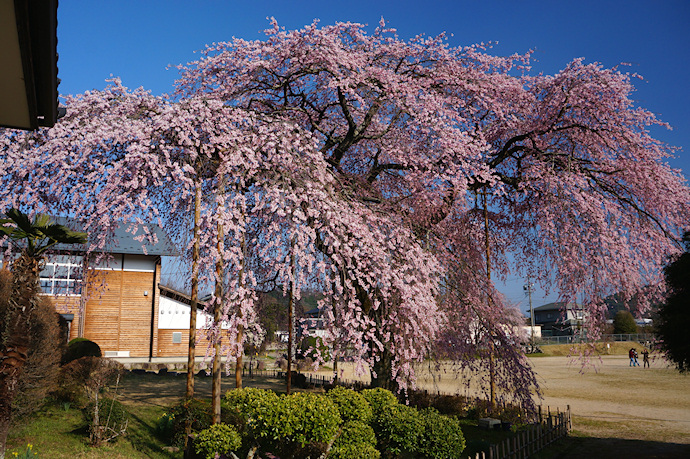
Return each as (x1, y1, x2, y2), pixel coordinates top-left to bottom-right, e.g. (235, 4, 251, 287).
(56, 0, 690, 312)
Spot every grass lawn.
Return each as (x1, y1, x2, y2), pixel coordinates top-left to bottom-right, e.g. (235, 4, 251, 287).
(7, 401, 179, 458)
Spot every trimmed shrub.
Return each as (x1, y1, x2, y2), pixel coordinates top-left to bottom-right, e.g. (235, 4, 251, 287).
(329, 443, 381, 459)
(327, 387, 373, 424)
(168, 398, 213, 447)
(224, 388, 341, 456)
(284, 392, 342, 447)
(223, 388, 280, 441)
(62, 338, 101, 365)
(361, 388, 398, 419)
(333, 420, 377, 449)
(194, 423, 242, 459)
(374, 404, 423, 456)
(417, 408, 465, 459)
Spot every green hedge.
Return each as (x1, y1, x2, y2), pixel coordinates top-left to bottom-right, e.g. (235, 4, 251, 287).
(194, 423, 242, 459)
(417, 408, 466, 459)
(333, 420, 377, 449)
(62, 338, 101, 365)
(327, 386, 373, 424)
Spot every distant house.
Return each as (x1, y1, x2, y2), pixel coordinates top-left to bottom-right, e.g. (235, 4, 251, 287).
(301, 307, 327, 339)
(2, 220, 178, 358)
(532, 302, 586, 337)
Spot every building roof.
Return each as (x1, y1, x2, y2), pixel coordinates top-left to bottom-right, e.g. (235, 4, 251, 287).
(159, 285, 211, 307)
(0, 0, 60, 130)
(533, 302, 582, 312)
(51, 217, 179, 257)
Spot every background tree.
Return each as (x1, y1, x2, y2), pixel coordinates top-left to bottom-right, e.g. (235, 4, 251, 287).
(657, 232, 690, 372)
(612, 310, 638, 335)
(0, 209, 87, 459)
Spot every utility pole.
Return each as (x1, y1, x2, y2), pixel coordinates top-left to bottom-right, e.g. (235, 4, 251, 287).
(524, 278, 535, 352)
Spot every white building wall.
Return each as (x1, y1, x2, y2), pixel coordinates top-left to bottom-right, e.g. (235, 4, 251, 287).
(157, 296, 229, 329)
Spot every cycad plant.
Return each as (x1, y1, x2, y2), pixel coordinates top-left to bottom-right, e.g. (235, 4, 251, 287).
(0, 209, 87, 459)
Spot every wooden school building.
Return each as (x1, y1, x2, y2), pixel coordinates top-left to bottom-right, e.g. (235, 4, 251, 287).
(32, 221, 184, 358)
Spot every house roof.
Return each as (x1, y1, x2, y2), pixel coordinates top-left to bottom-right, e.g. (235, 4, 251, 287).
(51, 217, 179, 257)
(159, 284, 211, 307)
(533, 302, 582, 312)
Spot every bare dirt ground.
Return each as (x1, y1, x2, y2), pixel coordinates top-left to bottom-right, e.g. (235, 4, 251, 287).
(120, 354, 690, 457)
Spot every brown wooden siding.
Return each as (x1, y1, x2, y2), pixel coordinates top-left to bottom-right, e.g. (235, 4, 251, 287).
(81, 268, 157, 357)
(157, 329, 214, 357)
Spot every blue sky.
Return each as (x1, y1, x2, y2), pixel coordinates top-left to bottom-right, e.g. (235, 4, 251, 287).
(56, 1, 690, 312)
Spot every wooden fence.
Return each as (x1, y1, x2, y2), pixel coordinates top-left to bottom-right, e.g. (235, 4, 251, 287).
(470, 406, 571, 459)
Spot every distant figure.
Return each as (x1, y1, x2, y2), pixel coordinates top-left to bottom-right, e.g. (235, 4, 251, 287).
(633, 349, 640, 366)
(642, 349, 650, 368)
(629, 348, 635, 366)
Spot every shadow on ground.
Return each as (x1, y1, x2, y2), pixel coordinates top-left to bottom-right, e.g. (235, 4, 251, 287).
(118, 372, 289, 407)
(542, 436, 690, 459)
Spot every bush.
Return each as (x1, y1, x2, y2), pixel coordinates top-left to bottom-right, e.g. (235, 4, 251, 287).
(332, 420, 377, 449)
(155, 411, 176, 440)
(57, 356, 122, 408)
(194, 423, 242, 459)
(417, 408, 465, 459)
(284, 392, 341, 447)
(406, 390, 467, 417)
(327, 386, 373, 424)
(466, 399, 493, 420)
(276, 356, 288, 371)
(12, 295, 63, 419)
(168, 398, 213, 447)
(329, 443, 381, 459)
(373, 404, 423, 456)
(223, 388, 341, 456)
(223, 388, 280, 441)
(84, 397, 129, 444)
(62, 338, 101, 365)
(295, 356, 314, 371)
(433, 394, 466, 416)
(360, 388, 398, 419)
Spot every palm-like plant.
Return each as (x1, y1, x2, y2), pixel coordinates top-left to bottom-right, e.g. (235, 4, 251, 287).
(0, 209, 87, 459)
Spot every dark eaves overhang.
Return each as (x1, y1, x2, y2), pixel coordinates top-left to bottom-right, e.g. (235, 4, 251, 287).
(0, 0, 59, 130)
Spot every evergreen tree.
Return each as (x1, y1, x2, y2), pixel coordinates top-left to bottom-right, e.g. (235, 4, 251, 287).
(657, 232, 690, 372)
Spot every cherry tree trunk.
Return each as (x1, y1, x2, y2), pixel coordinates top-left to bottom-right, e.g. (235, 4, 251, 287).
(370, 345, 398, 393)
(184, 183, 201, 447)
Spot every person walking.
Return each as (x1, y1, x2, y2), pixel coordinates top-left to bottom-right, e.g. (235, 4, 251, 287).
(629, 348, 635, 366)
(642, 349, 650, 368)
(633, 349, 640, 366)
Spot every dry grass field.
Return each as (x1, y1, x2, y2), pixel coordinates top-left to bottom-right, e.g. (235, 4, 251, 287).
(301, 349, 690, 457)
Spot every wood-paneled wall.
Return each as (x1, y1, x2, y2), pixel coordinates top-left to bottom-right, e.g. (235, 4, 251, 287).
(157, 329, 214, 357)
(80, 260, 160, 358)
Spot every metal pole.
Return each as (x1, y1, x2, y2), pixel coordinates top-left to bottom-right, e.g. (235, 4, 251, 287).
(525, 278, 535, 351)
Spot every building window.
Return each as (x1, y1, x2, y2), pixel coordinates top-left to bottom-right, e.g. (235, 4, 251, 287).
(172, 332, 182, 344)
(40, 255, 83, 295)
